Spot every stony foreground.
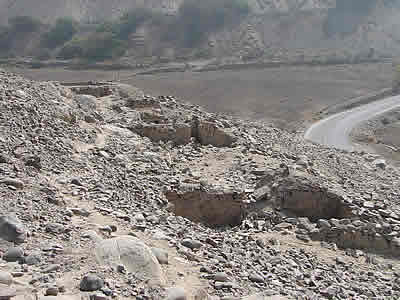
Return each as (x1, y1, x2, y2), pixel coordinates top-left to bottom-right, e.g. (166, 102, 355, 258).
(1, 69, 400, 299)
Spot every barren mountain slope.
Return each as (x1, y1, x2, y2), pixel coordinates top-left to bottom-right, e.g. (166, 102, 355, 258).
(2, 0, 400, 60)
(2, 69, 400, 299)
(0, 0, 183, 24)
(0, 0, 333, 24)
(211, 0, 400, 59)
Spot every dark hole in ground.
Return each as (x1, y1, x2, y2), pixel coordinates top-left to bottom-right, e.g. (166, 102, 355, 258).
(164, 188, 245, 227)
(278, 188, 353, 222)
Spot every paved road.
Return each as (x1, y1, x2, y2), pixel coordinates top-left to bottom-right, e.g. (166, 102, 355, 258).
(304, 95, 400, 151)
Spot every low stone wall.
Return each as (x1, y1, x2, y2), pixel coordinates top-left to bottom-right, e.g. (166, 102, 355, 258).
(131, 119, 236, 147)
(131, 123, 192, 145)
(70, 85, 113, 98)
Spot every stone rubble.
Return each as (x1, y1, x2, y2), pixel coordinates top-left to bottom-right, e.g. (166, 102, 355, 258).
(1, 69, 400, 299)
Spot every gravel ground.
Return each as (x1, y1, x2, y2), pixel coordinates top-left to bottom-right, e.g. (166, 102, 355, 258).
(7, 62, 394, 131)
(2, 68, 400, 299)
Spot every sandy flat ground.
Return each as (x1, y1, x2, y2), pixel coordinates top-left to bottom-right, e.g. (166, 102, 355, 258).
(8, 62, 394, 130)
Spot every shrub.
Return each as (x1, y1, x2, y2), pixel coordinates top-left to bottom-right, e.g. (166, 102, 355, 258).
(82, 32, 126, 60)
(8, 16, 42, 33)
(42, 17, 77, 48)
(324, 0, 375, 37)
(114, 8, 153, 39)
(0, 26, 13, 52)
(176, 0, 250, 47)
(96, 7, 155, 40)
(34, 48, 52, 60)
(0, 16, 42, 54)
(58, 40, 84, 59)
(57, 33, 127, 61)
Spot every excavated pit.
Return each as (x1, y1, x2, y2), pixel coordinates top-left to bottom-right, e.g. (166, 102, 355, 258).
(62, 82, 114, 98)
(278, 189, 352, 221)
(165, 185, 245, 227)
(274, 175, 354, 221)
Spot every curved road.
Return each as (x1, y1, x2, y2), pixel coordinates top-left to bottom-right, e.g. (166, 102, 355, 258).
(304, 95, 400, 151)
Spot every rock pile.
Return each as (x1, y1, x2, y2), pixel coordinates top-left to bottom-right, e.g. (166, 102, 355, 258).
(1, 69, 400, 299)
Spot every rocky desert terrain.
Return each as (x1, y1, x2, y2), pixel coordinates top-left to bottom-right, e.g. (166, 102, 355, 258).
(8, 62, 394, 131)
(2, 67, 400, 300)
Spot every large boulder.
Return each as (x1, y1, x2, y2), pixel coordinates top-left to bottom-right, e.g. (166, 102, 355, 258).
(94, 236, 165, 285)
(0, 216, 27, 244)
(79, 275, 104, 291)
(0, 272, 13, 285)
(0, 285, 16, 300)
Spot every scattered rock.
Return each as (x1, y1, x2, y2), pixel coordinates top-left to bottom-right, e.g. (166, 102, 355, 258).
(151, 247, 169, 265)
(0, 216, 27, 244)
(80, 275, 104, 292)
(0, 178, 23, 189)
(0, 286, 16, 300)
(24, 253, 42, 266)
(249, 273, 264, 283)
(181, 239, 203, 250)
(2, 247, 24, 262)
(45, 286, 59, 296)
(372, 159, 386, 169)
(0, 272, 13, 285)
(166, 287, 187, 300)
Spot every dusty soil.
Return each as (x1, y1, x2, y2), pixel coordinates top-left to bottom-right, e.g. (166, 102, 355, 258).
(7, 62, 394, 130)
(3, 68, 400, 299)
(352, 108, 400, 167)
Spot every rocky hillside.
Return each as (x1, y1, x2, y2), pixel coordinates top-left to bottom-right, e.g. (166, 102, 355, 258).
(1, 0, 400, 63)
(2, 69, 400, 299)
(0, 0, 332, 24)
(211, 0, 400, 61)
(0, 0, 183, 24)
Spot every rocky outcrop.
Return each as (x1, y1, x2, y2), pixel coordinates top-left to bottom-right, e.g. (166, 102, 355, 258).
(165, 185, 245, 226)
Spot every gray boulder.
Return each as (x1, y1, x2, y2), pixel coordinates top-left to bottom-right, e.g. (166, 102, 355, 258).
(95, 236, 165, 285)
(242, 295, 291, 300)
(0, 272, 13, 285)
(0, 216, 27, 244)
(0, 178, 23, 189)
(151, 247, 169, 265)
(3, 247, 24, 262)
(39, 296, 81, 300)
(0, 285, 16, 300)
(80, 275, 104, 291)
(166, 287, 187, 300)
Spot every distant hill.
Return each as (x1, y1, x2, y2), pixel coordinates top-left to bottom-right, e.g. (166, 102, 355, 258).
(0, 0, 183, 24)
(1, 0, 400, 64)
